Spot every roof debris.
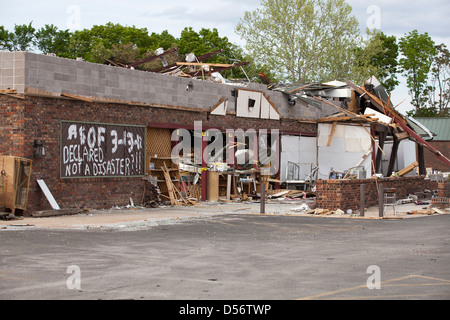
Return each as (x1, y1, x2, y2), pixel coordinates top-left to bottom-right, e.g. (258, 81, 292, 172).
(104, 47, 249, 83)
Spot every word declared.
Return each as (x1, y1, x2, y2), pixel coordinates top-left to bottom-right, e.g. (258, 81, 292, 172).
(61, 121, 145, 178)
(179, 304, 271, 317)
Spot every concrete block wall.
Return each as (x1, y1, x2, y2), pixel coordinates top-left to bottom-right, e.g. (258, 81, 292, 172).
(0, 51, 330, 120)
(0, 51, 26, 93)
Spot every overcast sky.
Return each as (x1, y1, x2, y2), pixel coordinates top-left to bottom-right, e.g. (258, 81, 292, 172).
(1, 0, 449, 114)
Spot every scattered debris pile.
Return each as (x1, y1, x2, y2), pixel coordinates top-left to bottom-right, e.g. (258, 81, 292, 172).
(271, 76, 450, 179)
(267, 189, 316, 201)
(104, 47, 249, 83)
(142, 175, 161, 208)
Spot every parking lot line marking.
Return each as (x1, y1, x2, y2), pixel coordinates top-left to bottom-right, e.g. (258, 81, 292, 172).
(327, 292, 450, 300)
(0, 270, 38, 282)
(297, 275, 450, 300)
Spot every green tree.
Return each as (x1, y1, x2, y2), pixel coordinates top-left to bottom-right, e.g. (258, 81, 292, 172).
(372, 32, 399, 93)
(0, 25, 13, 50)
(68, 22, 153, 62)
(353, 30, 400, 93)
(0, 22, 36, 51)
(178, 27, 252, 79)
(148, 30, 177, 50)
(12, 22, 36, 51)
(178, 27, 232, 62)
(427, 44, 450, 116)
(352, 29, 385, 86)
(34, 24, 72, 57)
(399, 30, 437, 114)
(235, 0, 360, 83)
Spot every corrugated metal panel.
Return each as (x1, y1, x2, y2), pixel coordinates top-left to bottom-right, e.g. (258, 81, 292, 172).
(413, 118, 450, 141)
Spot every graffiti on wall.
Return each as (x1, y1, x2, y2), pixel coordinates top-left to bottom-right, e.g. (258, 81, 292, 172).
(61, 121, 145, 178)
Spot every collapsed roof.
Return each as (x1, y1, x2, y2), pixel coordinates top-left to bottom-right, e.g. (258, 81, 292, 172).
(269, 75, 450, 173)
(104, 48, 449, 171)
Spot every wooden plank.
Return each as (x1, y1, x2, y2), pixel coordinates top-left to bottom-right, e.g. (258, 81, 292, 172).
(348, 90, 359, 113)
(0, 89, 17, 94)
(37, 179, 60, 210)
(61, 92, 93, 102)
(346, 80, 406, 124)
(327, 122, 337, 147)
(396, 161, 418, 177)
(355, 149, 372, 167)
(176, 62, 233, 68)
(346, 79, 450, 167)
(394, 131, 409, 141)
(319, 116, 351, 122)
(0, 89, 25, 100)
(288, 83, 315, 94)
(162, 164, 178, 206)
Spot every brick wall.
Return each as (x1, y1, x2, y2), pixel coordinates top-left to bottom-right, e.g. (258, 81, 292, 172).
(0, 98, 25, 156)
(315, 176, 438, 211)
(418, 141, 450, 172)
(1, 94, 316, 215)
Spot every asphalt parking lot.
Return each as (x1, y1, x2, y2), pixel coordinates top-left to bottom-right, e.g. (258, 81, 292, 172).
(1, 206, 449, 301)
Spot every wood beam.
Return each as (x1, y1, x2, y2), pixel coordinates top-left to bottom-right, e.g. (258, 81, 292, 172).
(327, 122, 337, 146)
(417, 145, 426, 175)
(176, 62, 234, 67)
(375, 131, 386, 173)
(346, 79, 450, 168)
(387, 135, 399, 177)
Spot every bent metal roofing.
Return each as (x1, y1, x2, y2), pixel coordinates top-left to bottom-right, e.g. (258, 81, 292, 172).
(414, 117, 450, 141)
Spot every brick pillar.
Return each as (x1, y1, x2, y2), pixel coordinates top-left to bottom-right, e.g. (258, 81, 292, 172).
(437, 182, 445, 197)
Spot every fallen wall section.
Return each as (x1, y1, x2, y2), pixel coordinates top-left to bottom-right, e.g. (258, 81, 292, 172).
(315, 176, 438, 211)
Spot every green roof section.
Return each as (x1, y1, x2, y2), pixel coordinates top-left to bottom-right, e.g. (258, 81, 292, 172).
(414, 117, 450, 141)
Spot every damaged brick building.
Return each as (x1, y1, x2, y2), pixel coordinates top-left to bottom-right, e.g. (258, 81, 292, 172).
(0, 50, 448, 215)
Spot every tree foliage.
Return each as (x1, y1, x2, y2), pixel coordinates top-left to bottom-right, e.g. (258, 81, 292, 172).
(235, 0, 360, 83)
(34, 24, 71, 57)
(426, 44, 450, 117)
(0, 22, 36, 51)
(2, 18, 447, 114)
(0, 22, 257, 80)
(352, 30, 400, 93)
(399, 30, 437, 113)
(352, 29, 385, 87)
(372, 32, 400, 93)
(67, 22, 154, 62)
